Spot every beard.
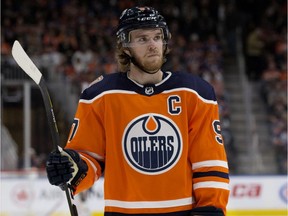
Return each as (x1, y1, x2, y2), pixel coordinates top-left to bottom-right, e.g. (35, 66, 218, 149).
(131, 51, 164, 74)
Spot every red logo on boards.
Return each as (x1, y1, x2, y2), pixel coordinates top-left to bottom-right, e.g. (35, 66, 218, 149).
(11, 184, 34, 207)
(231, 183, 261, 198)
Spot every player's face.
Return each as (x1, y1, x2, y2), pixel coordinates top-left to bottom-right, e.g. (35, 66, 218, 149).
(127, 28, 165, 73)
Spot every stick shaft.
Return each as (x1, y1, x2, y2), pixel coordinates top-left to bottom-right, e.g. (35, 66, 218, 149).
(11, 40, 78, 216)
(38, 78, 60, 150)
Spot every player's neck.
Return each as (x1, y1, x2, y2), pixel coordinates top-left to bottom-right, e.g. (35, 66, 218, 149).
(127, 69, 163, 85)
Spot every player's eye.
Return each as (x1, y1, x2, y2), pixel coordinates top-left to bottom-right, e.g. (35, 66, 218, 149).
(137, 37, 148, 43)
(154, 35, 162, 41)
(129, 34, 163, 47)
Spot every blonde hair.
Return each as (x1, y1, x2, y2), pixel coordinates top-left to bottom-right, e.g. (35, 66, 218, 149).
(115, 41, 130, 72)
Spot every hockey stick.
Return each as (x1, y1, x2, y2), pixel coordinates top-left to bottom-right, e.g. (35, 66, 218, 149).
(11, 40, 78, 216)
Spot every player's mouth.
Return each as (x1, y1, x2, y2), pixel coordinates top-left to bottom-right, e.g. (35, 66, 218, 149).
(146, 53, 160, 58)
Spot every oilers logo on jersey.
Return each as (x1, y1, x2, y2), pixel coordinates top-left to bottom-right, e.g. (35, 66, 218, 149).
(122, 113, 182, 175)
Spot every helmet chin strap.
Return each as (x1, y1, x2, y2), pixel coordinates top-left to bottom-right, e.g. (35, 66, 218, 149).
(130, 57, 161, 74)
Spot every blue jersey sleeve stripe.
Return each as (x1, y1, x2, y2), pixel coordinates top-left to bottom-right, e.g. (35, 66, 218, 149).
(193, 171, 229, 180)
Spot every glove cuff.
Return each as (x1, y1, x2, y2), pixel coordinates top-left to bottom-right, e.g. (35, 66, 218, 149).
(64, 149, 88, 191)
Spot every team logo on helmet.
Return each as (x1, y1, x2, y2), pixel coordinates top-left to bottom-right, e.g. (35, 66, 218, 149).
(122, 113, 182, 175)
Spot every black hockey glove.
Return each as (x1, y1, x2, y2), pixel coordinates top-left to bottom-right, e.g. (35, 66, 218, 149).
(190, 206, 224, 216)
(46, 147, 88, 192)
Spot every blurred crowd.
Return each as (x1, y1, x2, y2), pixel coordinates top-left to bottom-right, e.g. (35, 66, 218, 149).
(1, 0, 235, 92)
(1, 0, 286, 174)
(241, 0, 287, 174)
(259, 38, 287, 174)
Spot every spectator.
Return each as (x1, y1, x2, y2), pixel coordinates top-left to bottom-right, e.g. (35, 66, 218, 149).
(245, 27, 267, 80)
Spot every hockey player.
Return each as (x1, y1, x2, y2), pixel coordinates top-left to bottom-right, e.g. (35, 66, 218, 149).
(46, 6, 230, 216)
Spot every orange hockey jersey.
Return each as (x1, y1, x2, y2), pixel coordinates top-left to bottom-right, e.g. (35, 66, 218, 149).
(65, 71, 230, 215)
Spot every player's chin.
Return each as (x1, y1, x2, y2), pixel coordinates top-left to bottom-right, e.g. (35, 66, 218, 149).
(143, 65, 162, 73)
(146, 56, 162, 65)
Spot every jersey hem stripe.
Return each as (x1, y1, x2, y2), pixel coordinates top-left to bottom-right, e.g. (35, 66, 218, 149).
(105, 197, 194, 209)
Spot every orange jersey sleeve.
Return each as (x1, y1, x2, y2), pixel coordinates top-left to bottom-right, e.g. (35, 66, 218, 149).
(65, 72, 230, 215)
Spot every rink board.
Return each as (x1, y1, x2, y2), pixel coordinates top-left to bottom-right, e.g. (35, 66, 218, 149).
(0, 174, 287, 216)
